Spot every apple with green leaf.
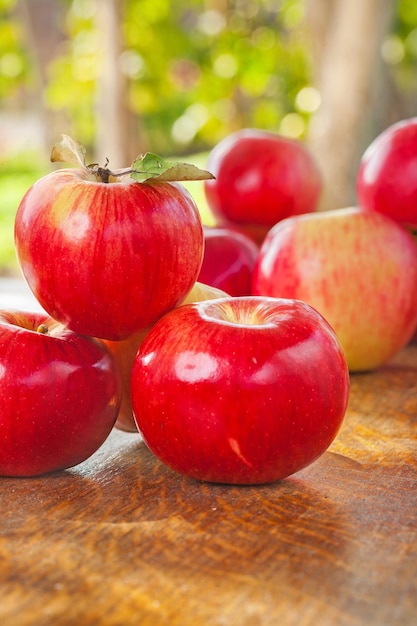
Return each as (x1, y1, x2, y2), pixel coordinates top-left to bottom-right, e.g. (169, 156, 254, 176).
(14, 135, 210, 340)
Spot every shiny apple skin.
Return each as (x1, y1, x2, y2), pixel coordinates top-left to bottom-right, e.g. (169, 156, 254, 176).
(197, 227, 259, 296)
(0, 310, 121, 477)
(252, 207, 417, 372)
(14, 168, 204, 340)
(357, 118, 417, 227)
(204, 129, 322, 229)
(131, 297, 349, 485)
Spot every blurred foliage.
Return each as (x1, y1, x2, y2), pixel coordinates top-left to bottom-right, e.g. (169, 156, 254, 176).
(122, 0, 309, 152)
(383, 0, 417, 94)
(1, 0, 417, 154)
(44, 0, 312, 154)
(0, 0, 314, 156)
(0, 0, 29, 99)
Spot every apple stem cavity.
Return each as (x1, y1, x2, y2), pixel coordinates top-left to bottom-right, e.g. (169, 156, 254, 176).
(50, 134, 214, 184)
(202, 299, 274, 328)
(88, 165, 112, 184)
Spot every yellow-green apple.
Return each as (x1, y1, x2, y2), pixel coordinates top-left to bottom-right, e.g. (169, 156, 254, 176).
(197, 226, 259, 296)
(357, 117, 417, 227)
(105, 281, 229, 433)
(252, 206, 417, 371)
(14, 137, 207, 340)
(204, 128, 322, 245)
(131, 296, 349, 484)
(0, 310, 121, 477)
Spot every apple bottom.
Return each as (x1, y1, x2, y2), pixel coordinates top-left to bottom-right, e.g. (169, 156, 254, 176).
(131, 297, 350, 485)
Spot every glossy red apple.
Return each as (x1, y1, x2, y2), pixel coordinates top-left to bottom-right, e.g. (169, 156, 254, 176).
(204, 128, 322, 244)
(105, 281, 229, 433)
(14, 139, 206, 340)
(197, 227, 259, 296)
(0, 310, 121, 477)
(357, 117, 417, 227)
(131, 296, 350, 485)
(252, 206, 417, 372)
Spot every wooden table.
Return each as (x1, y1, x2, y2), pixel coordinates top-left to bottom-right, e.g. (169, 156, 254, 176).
(0, 280, 416, 624)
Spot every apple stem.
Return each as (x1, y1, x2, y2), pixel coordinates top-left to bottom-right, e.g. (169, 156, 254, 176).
(50, 135, 213, 184)
(91, 166, 111, 184)
(36, 324, 49, 335)
(86, 163, 134, 184)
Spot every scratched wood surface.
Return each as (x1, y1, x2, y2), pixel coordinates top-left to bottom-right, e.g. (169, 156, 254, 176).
(0, 281, 416, 625)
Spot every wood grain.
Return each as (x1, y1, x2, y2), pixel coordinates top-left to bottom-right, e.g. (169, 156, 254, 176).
(1, 347, 417, 626)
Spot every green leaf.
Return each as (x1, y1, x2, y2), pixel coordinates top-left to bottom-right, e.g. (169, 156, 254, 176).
(130, 152, 214, 183)
(50, 134, 87, 169)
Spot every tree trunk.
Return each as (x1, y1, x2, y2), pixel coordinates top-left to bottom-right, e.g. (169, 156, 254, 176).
(94, 0, 137, 168)
(305, 0, 394, 211)
(16, 0, 67, 153)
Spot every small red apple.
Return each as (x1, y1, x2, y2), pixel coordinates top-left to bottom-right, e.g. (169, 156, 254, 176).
(0, 310, 121, 477)
(197, 226, 259, 296)
(252, 206, 417, 371)
(14, 137, 208, 340)
(131, 296, 349, 485)
(204, 128, 322, 244)
(104, 281, 229, 433)
(357, 117, 417, 227)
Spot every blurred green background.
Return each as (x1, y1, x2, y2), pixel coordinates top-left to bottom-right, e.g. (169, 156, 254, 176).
(1, 0, 417, 274)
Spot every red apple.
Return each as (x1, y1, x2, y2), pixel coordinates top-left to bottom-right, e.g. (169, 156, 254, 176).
(357, 117, 417, 227)
(131, 296, 349, 485)
(197, 226, 259, 296)
(0, 310, 121, 477)
(105, 281, 229, 433)
(252, 206, 417, 372)
(14, 142, 205, 341)
(204, 128, 322, 244)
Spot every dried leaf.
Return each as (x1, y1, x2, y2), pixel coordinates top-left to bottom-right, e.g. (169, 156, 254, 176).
(50, 134, 87, 168)
(130, 152, 214, 183)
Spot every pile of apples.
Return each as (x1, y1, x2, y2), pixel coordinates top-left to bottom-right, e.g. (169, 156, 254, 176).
(2, 118, 417, 484)
(204, 123, 417, 372)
